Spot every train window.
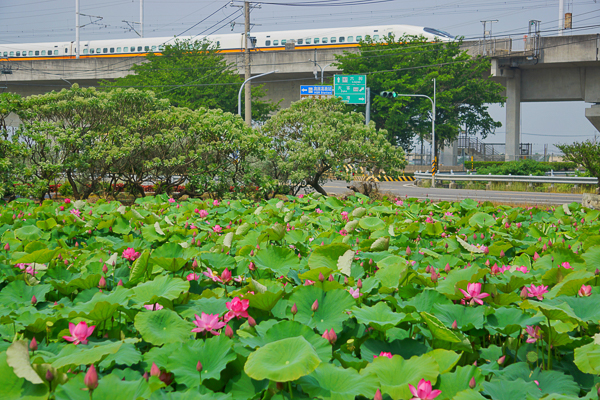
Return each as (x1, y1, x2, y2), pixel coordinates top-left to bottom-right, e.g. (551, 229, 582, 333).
(109, 48, 114, 53)
(365, 35, 371, 40)
(116, 47, 121, 52)
(273, 40, 279, 45)
(3, 52, 7, 56)
(339, 37, 345, 43)
(330, 37, 336, 43)
(16, 51, 20, 56)
(356, 36, 362, 41)
(305, 38, 311, 44)
(53, 50, 57, 55)
(90, 49, 94, 54)
(137, 46, 142, 51)
(103, 48, 108, 53)
(281, 39, 287, 44)
(265, 40, 271, 46)
(297, 39, 303, 44)
(373, 35, 380, 40)
(313, 38, 319, 44)
(96, 48, 101, 53)
(42, 50, 46, 55)
(144, 46, 149, 51)
(29, 51, 34, 56)
(159, 45, 164, 51)
(35, 50, 40, 55)
(151, 46, 156, 51)
(65, 48, 68, 54)
(322, 37, 328, 43)
(347, 36, 353, 42)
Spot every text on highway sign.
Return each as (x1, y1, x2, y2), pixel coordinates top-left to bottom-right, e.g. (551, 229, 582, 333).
(334, 75, 367, 104)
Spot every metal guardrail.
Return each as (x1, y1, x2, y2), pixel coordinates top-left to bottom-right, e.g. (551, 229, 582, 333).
(414, 172, 598, 185)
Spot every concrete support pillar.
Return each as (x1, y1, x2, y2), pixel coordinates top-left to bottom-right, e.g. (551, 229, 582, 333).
(505, 68, 521, 161)
(585, 104, 600, 132)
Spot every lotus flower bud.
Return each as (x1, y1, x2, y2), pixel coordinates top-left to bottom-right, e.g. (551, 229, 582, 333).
(150, 363, 160, 377)
(328, 274, 334, 282)
(3, 243, 9, 251)
(322, 328, 337, 345)
(357, 279, 363, 289)
(425, 266, 431, 273)
(31, 295, 37, 305)
(84, 365, 99, 390)
(30, 337, 38, 351)
(143, 372, 149, 381)
(159, 371, 174, 386)
(374, 388, 383, 400)
(250, 250, 254, 257)
(497, 355, 505, 365)
(469, 377, 476, 389)
(45, 369, 54, 382)
(291, 303, 298, 315)
(318, 272, 325, 282)
(98, 276, 106, 289)
(249, 262, 255, 271)
(445, 243, 448, 249)
(248, 316, 257, 327)
(344, 277, 349, 285)
(117, 279, 123, 286)
(452, 320, 458, 330)
(473, 361, 477, 366)
(311, 300, 319, 312)
(256, 244, 260, 250)
(500, 250, 505, 258)
(196, 361, 203, 373)
(406, 246, 411, 256)
(225, 324, 233, 339)
(483, 246, 489, 255)
(192, 259, 198, 269)
(445, 263, 451, 273)
(102, 264, 108, 274)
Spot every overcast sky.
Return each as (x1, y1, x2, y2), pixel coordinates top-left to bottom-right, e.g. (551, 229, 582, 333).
(2, 0, 600, 153)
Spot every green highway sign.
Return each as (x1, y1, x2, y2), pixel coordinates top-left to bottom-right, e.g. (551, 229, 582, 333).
(334, 75, 367, 104)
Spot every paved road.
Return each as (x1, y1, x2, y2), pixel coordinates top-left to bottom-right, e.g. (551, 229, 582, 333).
(322, 180, 583, 206)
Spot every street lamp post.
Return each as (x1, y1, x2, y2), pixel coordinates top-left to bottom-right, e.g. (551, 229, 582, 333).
(238, 70, 278, 124)
(308, 59, 333, 84)
(391, 78, 436, 187)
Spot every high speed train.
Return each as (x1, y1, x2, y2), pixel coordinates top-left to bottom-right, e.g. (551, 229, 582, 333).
(0, 25, 454, 61)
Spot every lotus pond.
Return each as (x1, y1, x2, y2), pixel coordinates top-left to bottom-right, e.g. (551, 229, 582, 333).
(1, 193, 600, 400)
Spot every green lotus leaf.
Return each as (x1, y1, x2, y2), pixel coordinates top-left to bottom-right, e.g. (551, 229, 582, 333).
(359, 216, 385, 231)
(361, 338, 429, 361)
(433, 303, 485, 330)
(352, 302, 405, 331)
(50, 341, 124, 369)
(132, 275, 189, 304)
(482, 378, 544, 400)
(226, 372, 269, 400)
(6, 340, 44, 384)
(99, 342, 142, 369)
(244, 336, 320, 382)
(545, 270, 594, 299)
(176, 297, 229, 320)
(574, 342, 600, 375)
(129, 249, 151, 285)
(14, 249, 56, 265)
(499, 363, 579, 397)
(14, 225, 43, 241)
(288, 286, 355, 333)
(253, 246, 300, 276)
(376, 255, 408, 289)
(151, 242, 187, 272)
(0, 281, 52, 310)
(134, 309, 194, 346)
(167, 334, 236, 387)
(308, 243, 353, 271)
(0, 352, 48, 400)
(469, 212, 495, 228)
(360, 354, 439, 400)
(437, 365, 482, 399)
(298, 362, 379, 400)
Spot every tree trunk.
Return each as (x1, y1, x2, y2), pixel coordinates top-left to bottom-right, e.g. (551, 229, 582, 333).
(308, 173, 328, 196)
(66, 172, 80, 200)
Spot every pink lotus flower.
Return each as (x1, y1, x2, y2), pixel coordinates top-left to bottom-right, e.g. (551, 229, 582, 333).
(203, 267, 224, 283)
(168, 198, 176, 203)
(122, 247, 140, 261)
(459, 283, 489, 306)
(526, 325, 542, 343)
(298, 194, 304, 199)
(224, 297, 249, 322)
(409, 379, 441, 400)
(444, 212, 453, 216)
(64, 198, 71, 204)
(348, 288, 362, 299)
(144, 303, 164, 311)
(339, 229, 348, 236)
(341, 211, 348, 218)
(561, 262, 573, 269)
(16, 263, 38, 276)
(322, 328, 337, 345)
(213, 199, 220, 206)
(63, 321, 95, 345)
(213, 225, 222, 234)
(526, 284, 548, 301)
(304, 280, 315, 286)
(578, 284, 592, 297)
(396, 200, 403, 206)
(199, 209, 208, 218)
(70, 209, 81, 218)
(187, 272, 200, 281)
(191, 312, 226, 336)
(533, 252, 540, 261)
(374, 351, 393, 359)
(220, 268, 232, 283)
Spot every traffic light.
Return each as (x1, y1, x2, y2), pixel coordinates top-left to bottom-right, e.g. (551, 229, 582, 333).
(380, 91, 397, 98)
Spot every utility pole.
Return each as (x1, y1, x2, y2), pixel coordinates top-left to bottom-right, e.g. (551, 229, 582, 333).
(140, 0, 144, 38)
(75, 0, 80, 59)
(244, 1, 252, 126)
(558, 0, 564, 36)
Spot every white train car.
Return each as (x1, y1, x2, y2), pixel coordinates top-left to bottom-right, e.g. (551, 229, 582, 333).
(0, 25, 453, 61)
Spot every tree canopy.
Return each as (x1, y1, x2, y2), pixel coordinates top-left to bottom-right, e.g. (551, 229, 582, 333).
(261, 97, 406, 196)
(103, 39, 278, 122)
(335, 35, 505, 155)
(557, 140, 600, 190)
